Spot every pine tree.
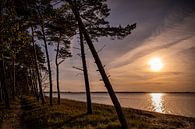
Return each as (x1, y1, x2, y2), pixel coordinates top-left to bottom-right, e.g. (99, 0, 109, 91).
(64, 0, 136, 128)
(45, 8, 76, 104)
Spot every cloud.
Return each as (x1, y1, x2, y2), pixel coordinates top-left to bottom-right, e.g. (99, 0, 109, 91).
(110, 12, 195, 67)
(48, 0, 195, 92)
(108, 8, 195, 92)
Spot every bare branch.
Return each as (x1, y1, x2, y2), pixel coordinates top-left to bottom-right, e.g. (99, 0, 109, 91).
(72, 66, 83, 71)
(97, 44, 106, 53)
(73, 47, 81, 50)
(77, 53, 82, 57)
(52, 0, 62, 6)
(58, 59, 65, 65)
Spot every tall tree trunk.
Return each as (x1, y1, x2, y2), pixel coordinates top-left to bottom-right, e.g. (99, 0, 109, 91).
(0, 6, 9, 108)
(68, 1, 128, 128)
(79, 29, 92, 114)
(40, 24, 53, 106)
(31, 26, 45, 104)
(12, 57, 15, 100)
(29, 75, 34, 95)
(55, 38, 61, 105)
(29, 69, 36, 96)
(26, 71, 30, 94)
(0, 55, 10, 108)
(0, 81, 3, 103)
(33, 69, 40, 101)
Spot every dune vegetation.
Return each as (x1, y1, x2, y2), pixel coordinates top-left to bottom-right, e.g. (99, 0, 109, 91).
(1, 96, 195, 129)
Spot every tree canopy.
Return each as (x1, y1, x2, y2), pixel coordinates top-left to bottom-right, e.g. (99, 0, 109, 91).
(0, 0, 135, 128)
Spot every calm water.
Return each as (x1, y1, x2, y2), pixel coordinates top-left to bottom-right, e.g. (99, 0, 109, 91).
(46, 93, 195, 117)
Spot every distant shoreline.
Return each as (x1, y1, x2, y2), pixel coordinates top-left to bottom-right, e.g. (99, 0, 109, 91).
(44, 91, 195, 94)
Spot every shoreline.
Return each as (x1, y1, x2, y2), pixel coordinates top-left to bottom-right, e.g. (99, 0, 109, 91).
(1, 96, 195, 129)
(43, 97, 195, 128)
(57, 97, 195, 119)
(44, 93, 195, 118)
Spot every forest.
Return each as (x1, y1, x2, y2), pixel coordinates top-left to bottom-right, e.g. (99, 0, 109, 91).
(0, 0, 135, 128)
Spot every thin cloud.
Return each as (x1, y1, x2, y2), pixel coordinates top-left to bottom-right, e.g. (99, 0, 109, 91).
(109, 8, 195, 92)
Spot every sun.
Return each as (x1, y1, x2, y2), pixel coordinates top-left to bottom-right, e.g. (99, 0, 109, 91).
(148, 57, 164, 72)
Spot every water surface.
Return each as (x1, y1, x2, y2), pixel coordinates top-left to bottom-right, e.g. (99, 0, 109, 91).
(46, 93, 195, 117)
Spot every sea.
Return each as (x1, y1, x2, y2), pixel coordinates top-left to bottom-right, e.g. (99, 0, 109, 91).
(45, 92, 195, 118)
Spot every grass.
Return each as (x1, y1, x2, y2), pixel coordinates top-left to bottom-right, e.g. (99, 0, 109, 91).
(1, 96, 194, 129)
(0, 105, 7, 127)
(0, 99, 20, 128)
(19, 96, 195, 129)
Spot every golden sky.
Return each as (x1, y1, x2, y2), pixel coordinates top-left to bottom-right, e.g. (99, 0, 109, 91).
(49, 0, 195, 92)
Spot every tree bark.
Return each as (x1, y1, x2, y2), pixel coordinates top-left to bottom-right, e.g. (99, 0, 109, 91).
(0, 82, 2, 103)
(33, 69, 40, 101)
(0, 88, 2, 104)
(26, 71, 30, 94)
(79, 29, 92, 114)
(12, 57, 15, 100)
(31, 26, 45, 104)
(55, 38, 61, 105)
(0, 55, 10, 108)
(40, 24, 53, 106)
(0, 3, 9, 108)
(29, 69, 36, 97)
(68, 1, 128, 128)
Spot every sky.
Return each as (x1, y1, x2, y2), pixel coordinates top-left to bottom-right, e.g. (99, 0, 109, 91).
(49, 0, 195, 92)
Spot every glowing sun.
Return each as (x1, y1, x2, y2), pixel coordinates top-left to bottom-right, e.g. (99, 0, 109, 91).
(148, 57, 164, 72)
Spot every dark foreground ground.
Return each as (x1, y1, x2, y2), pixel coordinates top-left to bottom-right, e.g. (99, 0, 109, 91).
(0, 96, 195, 129)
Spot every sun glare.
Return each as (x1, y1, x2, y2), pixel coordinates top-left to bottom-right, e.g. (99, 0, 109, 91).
(150, 93, 164, 113)
(148, 57, 164, 72)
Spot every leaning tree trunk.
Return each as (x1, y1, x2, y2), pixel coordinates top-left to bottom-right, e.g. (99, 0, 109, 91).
(68, 1, 128, 128)
(79, 29, 92, 114)
(31, 26, 45, 104)
(55, 38, 61, 105)
(40, 24, 53, 106)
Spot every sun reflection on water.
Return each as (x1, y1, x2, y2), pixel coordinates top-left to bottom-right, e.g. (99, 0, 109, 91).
(150, 93, 165, 113)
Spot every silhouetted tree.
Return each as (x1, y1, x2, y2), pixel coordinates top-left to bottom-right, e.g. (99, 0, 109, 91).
(31, 26, 45, 104)
(0, 0, 48, 106)
(79, 29, 92, 114)
(64, 0, 136, 128)
(31, 0, 55, 106)
(45, 9, 76, 104)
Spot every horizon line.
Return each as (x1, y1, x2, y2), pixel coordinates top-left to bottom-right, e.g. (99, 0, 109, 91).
(44, 91, 195, 93)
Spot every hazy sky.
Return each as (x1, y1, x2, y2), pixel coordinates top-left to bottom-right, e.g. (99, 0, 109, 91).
(49, 0, 195, 92)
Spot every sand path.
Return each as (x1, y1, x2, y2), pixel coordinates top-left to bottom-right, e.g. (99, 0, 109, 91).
(1, 101, 23, 129)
